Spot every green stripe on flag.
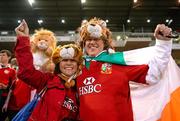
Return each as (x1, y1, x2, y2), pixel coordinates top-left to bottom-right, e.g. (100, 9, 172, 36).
(85, 51, 127, 68)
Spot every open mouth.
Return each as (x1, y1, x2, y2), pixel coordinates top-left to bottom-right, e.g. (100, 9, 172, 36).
(64, 67, 73, 70)
(88, 44, 99, 49)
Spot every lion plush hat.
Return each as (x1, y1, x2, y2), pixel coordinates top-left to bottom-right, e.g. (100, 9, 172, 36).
(52, 44, 83, 65)
(52, 44, 83, 88)
(31, 28, 57, 73)
(79, 17, 113, 50)
(31, 28, 57, 53)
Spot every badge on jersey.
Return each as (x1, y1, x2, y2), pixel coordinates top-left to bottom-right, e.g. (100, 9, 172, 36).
(62, 96, 78, 112)
(101, 63, 112, 74)
(4, 69, 10, 74)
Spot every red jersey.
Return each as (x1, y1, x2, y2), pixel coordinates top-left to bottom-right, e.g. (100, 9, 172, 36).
(0, 67, 16, 96)
(77, 61, 148, 121)
(0, 67, 15, 86)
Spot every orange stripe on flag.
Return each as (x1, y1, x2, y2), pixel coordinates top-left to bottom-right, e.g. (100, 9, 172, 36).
(158, 87, 180, 121)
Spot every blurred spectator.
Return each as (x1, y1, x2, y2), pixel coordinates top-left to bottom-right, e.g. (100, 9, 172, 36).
(2, 58, 31, 120)
(0, 50, 16, 121)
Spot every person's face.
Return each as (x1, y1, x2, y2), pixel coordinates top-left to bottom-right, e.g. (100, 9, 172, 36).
(0, 52, 10, 64)
(84, 38, 104, 57)
(59, 59, 78, 77)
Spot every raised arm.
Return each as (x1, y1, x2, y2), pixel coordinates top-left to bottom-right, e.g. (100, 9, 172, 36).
(145, 24, 172, 84)
(14, 20, 52, 90)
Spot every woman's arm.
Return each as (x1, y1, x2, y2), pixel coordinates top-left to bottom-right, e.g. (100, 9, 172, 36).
(15, 20, 52, 90)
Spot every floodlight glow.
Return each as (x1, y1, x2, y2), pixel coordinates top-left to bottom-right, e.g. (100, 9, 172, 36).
(147, 19, 150, 23)
(81, 0, 86, 4)
(61, 19, 65, 24)
(168, 19, 173, 25)
(127, 19, 131, 23)
(116, 36, 121, 40)
(134, 0, 138, 3)
(105, 19, 109, 23)
(28, 0, 34, 6)
(38, 19, 43, 24)
(18, 20, 21, 24)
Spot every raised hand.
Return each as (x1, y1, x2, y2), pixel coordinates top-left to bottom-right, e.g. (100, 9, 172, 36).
(15, 19, 29, 37)
(154, 24, 172, 41)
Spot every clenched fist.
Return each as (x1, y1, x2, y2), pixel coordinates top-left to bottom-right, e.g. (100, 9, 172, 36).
(154, 24, 172, 41)
(15, 19, 29, 37)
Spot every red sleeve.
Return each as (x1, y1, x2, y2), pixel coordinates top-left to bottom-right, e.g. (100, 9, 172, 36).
(123, 64, 149, 84)
(14, 36, 52, 90)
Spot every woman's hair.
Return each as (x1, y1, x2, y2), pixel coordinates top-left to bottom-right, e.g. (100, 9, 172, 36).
(54, 63, 61, 74)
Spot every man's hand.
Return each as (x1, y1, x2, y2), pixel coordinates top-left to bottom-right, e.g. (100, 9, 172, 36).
(15, 19, 29, 37)
(2, 102, 8, 113)
(154, 24, 172, 41)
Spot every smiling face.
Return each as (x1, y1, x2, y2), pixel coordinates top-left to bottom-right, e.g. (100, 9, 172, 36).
(59, 59, 78, 77)
(84, 38, 105, 57)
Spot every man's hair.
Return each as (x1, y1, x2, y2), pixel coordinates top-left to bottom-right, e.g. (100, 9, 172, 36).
(10, 58, 17, 66)
(0, 50, 12, 57)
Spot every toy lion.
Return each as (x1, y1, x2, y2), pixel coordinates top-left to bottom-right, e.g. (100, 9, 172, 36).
(31, 28, 57, 73)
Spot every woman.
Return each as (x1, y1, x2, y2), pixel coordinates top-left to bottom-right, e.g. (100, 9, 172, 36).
(14, 20, 83, 121)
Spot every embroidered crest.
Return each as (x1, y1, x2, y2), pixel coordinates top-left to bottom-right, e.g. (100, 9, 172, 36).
(4, 69, 10, 74)
(101, 63, 112, 74)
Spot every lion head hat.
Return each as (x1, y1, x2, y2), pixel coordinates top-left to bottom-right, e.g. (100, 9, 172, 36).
(52, 44, 83, 88)
(79, 17, 113, 51)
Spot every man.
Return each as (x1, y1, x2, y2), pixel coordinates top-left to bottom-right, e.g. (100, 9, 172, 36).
(2, 58, 31, 120)
(76, 18, 172, 121)
(0, 50, 16, 120)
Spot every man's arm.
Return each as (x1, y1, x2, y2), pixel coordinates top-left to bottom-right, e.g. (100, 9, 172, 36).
(146, 24, 172, 84)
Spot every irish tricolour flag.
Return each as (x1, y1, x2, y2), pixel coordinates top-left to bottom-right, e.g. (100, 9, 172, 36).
(124, 46, 180, 121)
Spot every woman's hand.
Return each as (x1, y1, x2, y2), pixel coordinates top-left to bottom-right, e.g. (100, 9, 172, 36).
(15, 19, 29, 37)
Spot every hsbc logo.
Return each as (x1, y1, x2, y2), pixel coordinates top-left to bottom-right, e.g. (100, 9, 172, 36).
(79, 77, 102, 96)
(83, 77, 95, 85)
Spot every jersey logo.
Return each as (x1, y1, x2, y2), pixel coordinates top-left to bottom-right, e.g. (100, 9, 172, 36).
(4, 69, 10, 74)
(101, 63, 112, 74)
(62, 96, 78, 112)
(83, 77, 95, 85)
(79, 77, 102, 96)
